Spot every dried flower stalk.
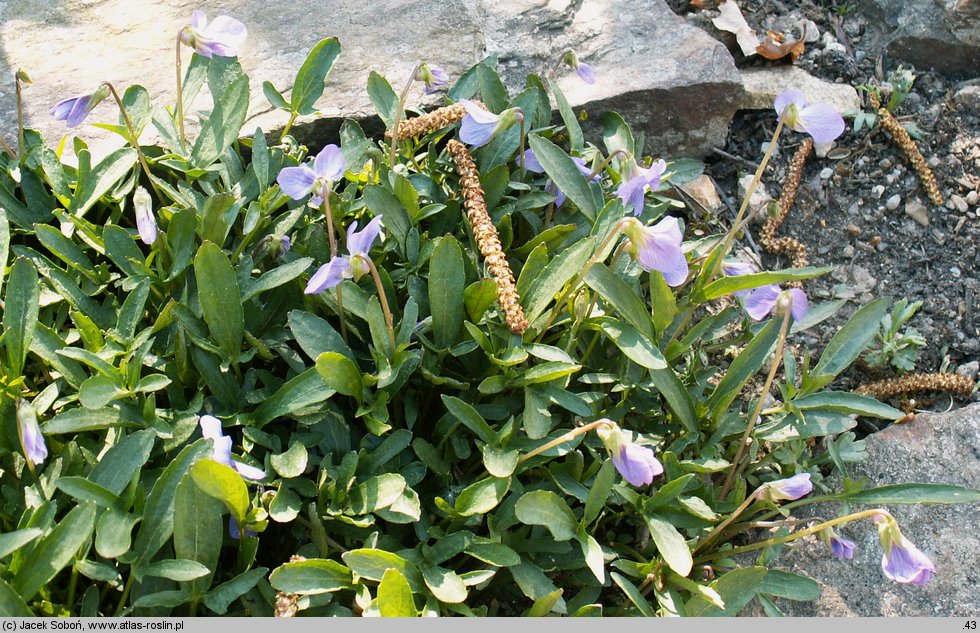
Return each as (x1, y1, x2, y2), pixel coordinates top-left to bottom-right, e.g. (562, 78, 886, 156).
(869, 92, 943, 206)
(274, 555, 306, 617)
(447, 139, 529, 334)
(853, 372, 975, 399)
(761, 138, 812, 286)
(385, 101, 486, 141)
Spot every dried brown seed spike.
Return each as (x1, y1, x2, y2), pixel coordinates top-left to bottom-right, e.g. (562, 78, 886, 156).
(853, 372, 975, 399)
(869, 92, 943, 206)
(761, 138, 812, 287)
(446, 139, 529, 334)
(385, 101, 488, 141)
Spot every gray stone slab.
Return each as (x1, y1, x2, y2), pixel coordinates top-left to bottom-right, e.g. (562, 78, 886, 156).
(757, 403, 980, 617)
(0, 0, 742, 161)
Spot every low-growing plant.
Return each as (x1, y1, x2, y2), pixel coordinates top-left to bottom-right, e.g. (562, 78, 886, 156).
(863, 299, 926, 373)
(0, 11, 976, 617)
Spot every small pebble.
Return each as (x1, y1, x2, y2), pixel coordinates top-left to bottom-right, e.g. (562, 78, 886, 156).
(845, 223, 861, 235)
(885, 194, 901, 211)
(842, 245, 855, 257)
(879, 158, 892, 169)
(819, 167, 834, 180)
(956, 360, 979, 381)
(966, 190, 979, 205)
(871, 184, 885, 199)
(927, 156, 941, 168)
(876, 241, 887, 252)
(847, 201, 860, 215)
(951, 194, 968, 213)
(905, 199, 930, 226)
(950, 266, 961, 278)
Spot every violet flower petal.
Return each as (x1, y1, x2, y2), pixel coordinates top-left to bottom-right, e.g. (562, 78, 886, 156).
(774, 89, 806, 120)
(277, 165, 317, 200)
(633, 217, 688, 286)
(519, 148, 545, 174)
(232, 460, 266, 481)
(612, 443, 663, 487)
(313, 144, 346, 182)
(745, 284, 781, 320)
(766, 473, 813, 501)
(831, 535, 857, 560)
(882, 536, 936, 586)
(305, 257, 351, 294)
(576, 62, 596, 84)
(347, 216, 384, 256)
(786, 287, 810, 321)
(799, 102, 846, 144)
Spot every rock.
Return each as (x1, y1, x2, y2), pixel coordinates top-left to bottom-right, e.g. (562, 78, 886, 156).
(856, 0, 980, 77)
(905, 199, 930, 226)
(885, 194, 902, 211)
(966, 190, 979, 206)
(738, 65, 861, 116)
(819, 167, 834, 180)
(950, 194, 969, 213)
(763, 404, 980, 616)
(738, 174, 772, 221)
(680, 174, 722, 211)
(0, 0, 744, 161)
(953, 85, 980, 112)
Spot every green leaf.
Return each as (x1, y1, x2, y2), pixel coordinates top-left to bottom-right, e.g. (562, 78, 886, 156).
(174, 476, 222, 600)
(548, 79, 583, 150)
(645, 474, 696, 512)
(95, 509, 140, 559)
(645, 514, 693, 576)
(601, 111, 635, 157)
(454, 477, 510, 516)
(793, 392, 904, 420)
(648, 367, 699, 435)
(516, 361, 581, 386)
(262, 80, 289, 110)
(315, 351, 363, 402)
(132, 439, 212, 565)
(421, 565, 467, 605)
(610, 572, 655, 616)
(190, 459, 250, 527)
(342, 549, 416, 584)
(290, 37, 341, 114)
(249, 367, 336, 428)
(191, 60, 249, 168)
(429, 235, 466, 349)
(54, 477, 120, 508)
(139, 559, 210, 582)
(583, 460, 616, 525)
(757, 570, 820, 601)
(698, 266, 834, 301)
(578, 528, 605, 583)
(194, 242, 244, 361)
(523, 236, 594, 324)
(41, 406, 131, 435)
(79, 375, 125, 410)
(347, 473, 407, 514)
(269, 559, 352, 595)
(844, 483, 980, 505)
(4, 258, 40, 375)
(510, 561, 566, 614)
(475, 63, 509, 113)
(378, 568, 417, 616)
(0, 528, 42, 560)
(596, 319, 667, 370)
(271, 440, 309, 478)
(685, 567, 767, 616)
(13, 502, 97, 601)
(203, 567, 268, 615)
(585, 263, 656, 339)
(0, 578, 32, 616)
(288, 310, 353, 361)
(464, 542, 520, 567)
(0, 208, 8, 299)
(363, 185, 411, 247)
(166, 208, 198, 280)
(464, 279, 499, 323)
(481, 444, 519, 478)
(241, 257, 313, 302)
(515, 490, 577, 541)
(811, 297, 891, 384)
(69, 147, 137, 216)
(441, 395, 497, 445)
(367, 71, 398, 128)
(527, 134, 598, 220)
(706, 318, 780, 421)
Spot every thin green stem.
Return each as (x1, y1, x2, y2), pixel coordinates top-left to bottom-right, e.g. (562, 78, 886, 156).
(104, 82, 162, 200)
(0, 135, 15, 160)
(175, 34, 186, 152)
(15, 71, 26, 161)
(693, 485, 770, 555)
(571, 243, 627, 353)
(389, 63, 424, 168)
(362, 256, 396, 352)
(720, 305, 793, 498)
(535, 219, 628, 340)
(280, 112, 298, 142)
(695, 509, 890, 563)
(586, 148, 630, 182)
(548, 48, 574, 80)
(518, 419, 613, 463)
(707, 119, 785, 284)
(321, 196, 348, 344)
(114, 573, 135, 615)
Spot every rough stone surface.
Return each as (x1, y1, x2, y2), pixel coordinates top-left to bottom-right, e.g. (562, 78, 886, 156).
(763, 404, 980, 617)
(0, 0, 743, 160)
(739, 65, 861, 117)
(856, 0, 980, 77)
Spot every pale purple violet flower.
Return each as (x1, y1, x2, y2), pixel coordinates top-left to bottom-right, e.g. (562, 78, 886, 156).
(50, 85, 109, 128)
(623, 216, 689, 287)
(199, 415, 266, 480)
(722, 260, 758, 298)
(17, 400, 47, 467)
(180, 10, 247, 58)
(415, 65, 450, 94)
(458, 101, 523, 148)
(875, 514, 936, 586)
(517, 148, 597, 207)
(277, 144, 346, 206)
(306, 216, 384, 294)
(764, 473, 813, 501)
(596, 421, 663, 487)
(831, 534, 857, 560)
(133, 187, 157, 245)
(745, 284, 809, 321)
(617, 159, 667, 216)
(575, 62, 596, 84)
(774, 90, 845, 144)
